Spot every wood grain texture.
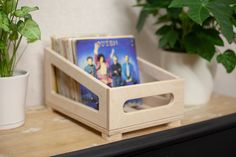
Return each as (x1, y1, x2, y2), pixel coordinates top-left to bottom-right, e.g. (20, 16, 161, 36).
(0, 94, 236, 157)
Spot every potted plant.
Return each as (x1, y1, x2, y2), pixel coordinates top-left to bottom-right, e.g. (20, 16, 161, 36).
(0, 0, 40, 129)
(135, 0, 236, 105)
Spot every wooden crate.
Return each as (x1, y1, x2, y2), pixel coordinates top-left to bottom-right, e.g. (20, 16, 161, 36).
(44, 48, 184, 141)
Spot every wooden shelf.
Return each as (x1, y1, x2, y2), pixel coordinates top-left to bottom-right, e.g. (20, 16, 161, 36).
(0, 94, 236, 157)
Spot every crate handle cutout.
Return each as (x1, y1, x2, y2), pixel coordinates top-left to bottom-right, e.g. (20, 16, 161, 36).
(123, 93, 174, 113)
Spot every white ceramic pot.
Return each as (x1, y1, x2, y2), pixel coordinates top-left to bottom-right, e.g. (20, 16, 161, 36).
(160, 49, 216, 106)
(0, 70, 29, 130)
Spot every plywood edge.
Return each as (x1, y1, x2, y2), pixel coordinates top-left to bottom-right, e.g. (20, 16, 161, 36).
(109, 78, 184, 92)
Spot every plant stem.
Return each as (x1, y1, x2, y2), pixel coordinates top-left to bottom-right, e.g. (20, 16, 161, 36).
(10, 35, 22, 71)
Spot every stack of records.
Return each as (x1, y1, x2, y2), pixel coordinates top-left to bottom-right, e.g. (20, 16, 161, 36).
(51, 35, 142, 110)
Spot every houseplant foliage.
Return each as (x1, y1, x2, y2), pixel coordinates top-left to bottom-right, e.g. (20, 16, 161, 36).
(136, 0, 236, 73)
(0, 0, 41, 77)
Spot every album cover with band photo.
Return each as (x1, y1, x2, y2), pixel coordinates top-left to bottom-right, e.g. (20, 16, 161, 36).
(75, 36, 142, 109)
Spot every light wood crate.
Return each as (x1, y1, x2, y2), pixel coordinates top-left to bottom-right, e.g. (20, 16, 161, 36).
(44, 48, 184, 141)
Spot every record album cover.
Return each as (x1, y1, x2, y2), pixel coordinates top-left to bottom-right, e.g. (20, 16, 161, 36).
(75, 36, 142, 109)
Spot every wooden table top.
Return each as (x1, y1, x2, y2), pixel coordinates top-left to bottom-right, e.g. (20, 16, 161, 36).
(1, 94, 236, 157)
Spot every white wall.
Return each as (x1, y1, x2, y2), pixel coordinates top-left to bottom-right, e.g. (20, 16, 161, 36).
(17, 0, 236, 106)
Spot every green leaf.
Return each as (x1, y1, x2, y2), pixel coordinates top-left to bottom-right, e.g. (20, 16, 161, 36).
(156, 15, 170, 24)
(18, 19, 41, 43)
(159, 29, 178, 48)
(231, 5, 236, 26)
(143, 6, 158, 14)
(0, 40, 5, 50)
(169, 0, 185, 8)
(170, 0, 210, 25)
(146, 0, 172, 8)
(200, 29, 224, 46)
(232, 17, 236, 27)
(9, 31, 18, 41)
(202, 16, 215, 26)
(193, 1, 210, 24)
(167, 8, 182, 19)
(212, 0, 236, 5)
(9, 23, 18, 41)
(155, 25, 172, 35)
(0, 11, 10, 32)
(4, 0, 17, 14)
(14, 6, 39, 18)
(185, 32, 216, 61)
(137, 3, 160, 15)
(17, 20, 24, 27)
(136, 9, 149, 32)
(187, 1, 210, 25)
(217, 49, 236, 73)
(135, 0, 173, 32)
(207, 1, 234, 43)
(24, 14, 32, 20)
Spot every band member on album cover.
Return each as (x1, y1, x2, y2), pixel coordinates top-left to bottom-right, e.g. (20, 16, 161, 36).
(94, 42, 113, 86)
(110, 55, 122, 87)
(122, 55, 142, 105)
(84, 56, 97, 77)
(82, 56, 99, 109)
(122, 55, 136, 85)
